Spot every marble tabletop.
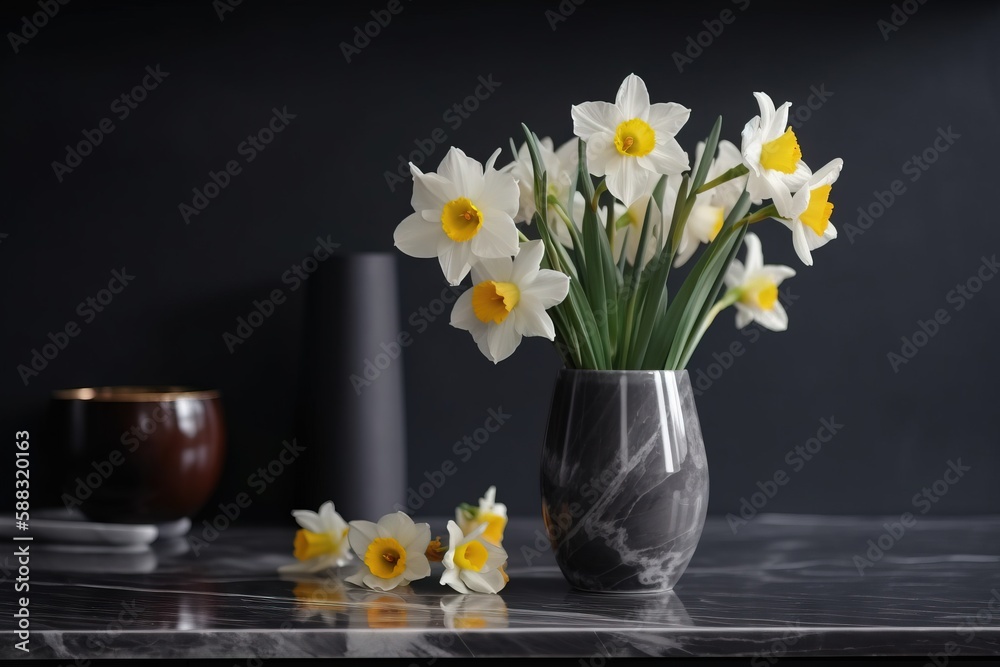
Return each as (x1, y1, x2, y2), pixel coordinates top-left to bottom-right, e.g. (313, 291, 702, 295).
(3, 514, 999, 660)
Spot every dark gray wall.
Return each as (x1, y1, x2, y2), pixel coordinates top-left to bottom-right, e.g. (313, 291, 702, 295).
(3, 0, 998, 521)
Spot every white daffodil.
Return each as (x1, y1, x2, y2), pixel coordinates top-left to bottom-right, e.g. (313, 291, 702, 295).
(279, 501, 352, 574)
(456, 485, 508, 545)
(723, 233, 796, 331)
(450, 241, 570, 364)
(505, 137, 578, 224)
(345, 512, 431, 591)
(612, 175, 680, 269)
(675, 140, 747, 267)
(740, 92, 811, 218)
(572, 73, 690, 207)
(780, 158, 843, 266)
(394, 147, 520, 286)
(440, 520, 508, 594)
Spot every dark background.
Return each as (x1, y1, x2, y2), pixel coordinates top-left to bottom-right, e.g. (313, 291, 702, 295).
(2, 0, 998, 522)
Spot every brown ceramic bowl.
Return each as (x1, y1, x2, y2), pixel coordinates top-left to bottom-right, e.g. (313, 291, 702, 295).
(50, 386, 226, 523)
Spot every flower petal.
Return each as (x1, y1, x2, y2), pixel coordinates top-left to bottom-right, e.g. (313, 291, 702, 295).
(734, 304, 753, 329)
(753, 92, 776, 135)
(482, 542, 508, 571)
(471, 257, 512, 284)
(291, 509, 323, 533)
(478, 166, 520, 219)
(404, 552, 431, 581)
(440, 567, 470, 594)
(724, 258, 745, 289)
(364, 572, 405, 591)
(791, 222, 814, 266)
(472, 329, 493, 362)
(446, 520, 465, 548)
(768, 101, 791, 140)
(317, 502, 340, 530)
(809, 158, 843, 188)
(607, 156, 648, 207)
(615, 73, 651, 120)
(394, 212, 442, 259)
(512, 297, 556, 340)
(584, 132, 617, 177)
(348, 520, 380, 558)
(437, 239, 473, 285)
(345, 568, 367, 588)
(520, 269, 570, 308)
(762, 170, 794, 218)
(376, 512, 418, 544)
(760, 265, 796, 283)
(471, 212, 520, 259)
(638, 139, 689, 175)
(646, 102, 690, 137)
(784, 160, 812, 192)
(743, 232, 764, 275)
(437, 147, 484, 200)
(411, 169, 455, 213)
(510, 239, 546, 285)
(450, 289, 480, 332)
(571, 101, 621, 140)
(756, 302, 788, 332)
(461, 568, 506, 594)
(486, 316, 522, 364)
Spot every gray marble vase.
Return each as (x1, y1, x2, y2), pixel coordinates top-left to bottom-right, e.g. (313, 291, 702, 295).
(540, 369, 708, 592)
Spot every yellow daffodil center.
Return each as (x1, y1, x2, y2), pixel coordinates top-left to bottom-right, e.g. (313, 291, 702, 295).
(454, 617, 488, 628)
(614, 119, 656, 157)
(364, 537, 407, 579)
(740, 277, 779, 311)
(472, 281, 520, 324)
(441, 197, 483, 242)
(799, 184, 834, 237)
(759, 127, 802, 174)
(478, 513, 507, 545)
(708, 206, 725, 242)
(294, 528, 347, 561)
(454, 539, 489, 572)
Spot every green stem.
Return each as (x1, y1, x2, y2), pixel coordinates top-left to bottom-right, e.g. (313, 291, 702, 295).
(676, 288, 740, 369)
(547, 195, 573, 228)
(591, 180, 607, 212)
(738, 204, 782, 226)
(694, 164, 749, 195)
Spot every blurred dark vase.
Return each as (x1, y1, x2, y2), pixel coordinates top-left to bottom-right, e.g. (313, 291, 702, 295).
(295, 252, 406, 520)
(50, 386, 226, 523)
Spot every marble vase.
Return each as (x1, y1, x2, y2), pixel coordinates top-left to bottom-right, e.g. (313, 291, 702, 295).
(540, 369, 709, 592)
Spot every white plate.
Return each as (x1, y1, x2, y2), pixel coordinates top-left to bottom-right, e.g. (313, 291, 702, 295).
(0, 508, 158, 546)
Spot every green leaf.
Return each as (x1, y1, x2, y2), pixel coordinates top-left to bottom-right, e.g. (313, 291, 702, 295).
(626, 176, 672, 368)
(582, 194, 611, 363)
(660, 191, 752, 369)
(689, 115, 722, 194)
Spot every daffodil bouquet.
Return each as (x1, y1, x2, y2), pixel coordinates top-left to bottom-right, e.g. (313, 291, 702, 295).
(394, 74, 843, 368)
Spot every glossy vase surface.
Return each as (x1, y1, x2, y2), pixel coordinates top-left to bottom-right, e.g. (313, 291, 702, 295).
(541, 370, 708, 592)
